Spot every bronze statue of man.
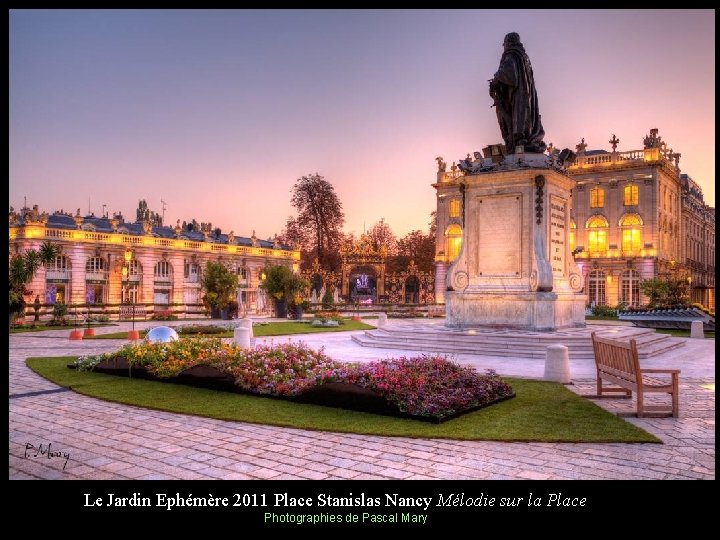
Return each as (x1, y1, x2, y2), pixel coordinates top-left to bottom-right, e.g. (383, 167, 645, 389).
(489, 32, 546, 154)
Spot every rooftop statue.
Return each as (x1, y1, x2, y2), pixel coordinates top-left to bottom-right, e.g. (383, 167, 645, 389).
(489, 32, 546, 154)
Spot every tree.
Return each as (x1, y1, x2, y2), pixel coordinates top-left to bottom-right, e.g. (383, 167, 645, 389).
(279, 215, 312, 252)
(365, 218, 398, 256)
(289, 173, 345, 270)
(640, 276, 690, 308)
(395, 230, 436, 272)
(9, 241, 59, 322)
(201, 261, 237, 316)
(260, 265, 310, 318)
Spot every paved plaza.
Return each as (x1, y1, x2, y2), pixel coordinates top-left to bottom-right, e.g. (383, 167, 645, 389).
(9, 319, 714, 480)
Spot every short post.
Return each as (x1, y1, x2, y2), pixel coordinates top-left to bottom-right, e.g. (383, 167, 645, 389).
(544, 344, 571, 384)
(377, 312, 387, 328)
(690, 320, 704, 339)
(239, 318, 254, 338)
(233, 327, 251, 349)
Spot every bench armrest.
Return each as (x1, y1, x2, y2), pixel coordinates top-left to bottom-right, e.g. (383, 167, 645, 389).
(640, 368, 680, 374)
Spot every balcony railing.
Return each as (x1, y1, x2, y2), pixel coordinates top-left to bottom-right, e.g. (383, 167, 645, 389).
(45, 269, 71, 280)
(85, 271, 108, 281)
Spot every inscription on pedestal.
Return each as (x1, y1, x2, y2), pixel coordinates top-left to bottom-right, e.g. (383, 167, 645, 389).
(550, 195, 567, 276)
(476, 194, 521, 277)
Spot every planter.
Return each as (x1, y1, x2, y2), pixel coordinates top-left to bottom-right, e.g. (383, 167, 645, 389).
(210, 307, 221, 319)
(69, 329, 83, 340)
(290, 307, 304, 320)
(127, 329, 141, 341)
(220, 307, 231, 320)
(274, 299, 288, 319)
(83, 328, 95, 337)
(70, 361, 515, 423)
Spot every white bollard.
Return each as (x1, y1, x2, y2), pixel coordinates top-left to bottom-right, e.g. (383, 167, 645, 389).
(233, 327, 251, 349)
(239, 318, 254, 339)
(690, 320, 704, 339)
(544, 344, 571, 384)
(377, 313, 387, 328)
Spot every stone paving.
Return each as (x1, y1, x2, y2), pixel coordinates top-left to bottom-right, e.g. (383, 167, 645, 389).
(9, 319, 715, 480)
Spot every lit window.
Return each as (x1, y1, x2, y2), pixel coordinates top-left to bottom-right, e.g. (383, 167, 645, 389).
(624, 185, 638, 206)
(622, 229, 641, 252)
(448, 199, 461, 218)
(445, 224, 463, 261)
(586, 215, 608, 253)
(590, 187, 604, 208)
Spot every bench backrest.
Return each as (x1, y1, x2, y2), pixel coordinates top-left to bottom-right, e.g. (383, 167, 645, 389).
(591, 332, 641, 385)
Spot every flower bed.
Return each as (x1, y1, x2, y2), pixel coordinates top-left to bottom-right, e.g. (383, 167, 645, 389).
(344, 356, 514, 419)
(72, 342, 514, 422)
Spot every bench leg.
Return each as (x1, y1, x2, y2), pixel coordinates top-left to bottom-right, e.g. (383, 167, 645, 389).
(636, 389, 644, 418)
(672, 374, 679, 418)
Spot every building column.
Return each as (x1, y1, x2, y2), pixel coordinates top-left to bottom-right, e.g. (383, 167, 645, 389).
(434, 261, 447, 304)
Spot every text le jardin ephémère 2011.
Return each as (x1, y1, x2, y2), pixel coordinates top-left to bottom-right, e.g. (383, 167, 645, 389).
(84, 492, 587, 511)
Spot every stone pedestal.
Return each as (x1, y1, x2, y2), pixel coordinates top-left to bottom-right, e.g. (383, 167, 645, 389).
(544, 344, 571, 383)
(444, 166, 586, 331)
(690, 320, 704, 339)
(233, 327, 251, 349)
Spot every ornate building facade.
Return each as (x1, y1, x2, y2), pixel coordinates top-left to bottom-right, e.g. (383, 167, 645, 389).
(681, 174, 715, 308)
(9, 205, 300, 317)
(433, 128, 715, 309)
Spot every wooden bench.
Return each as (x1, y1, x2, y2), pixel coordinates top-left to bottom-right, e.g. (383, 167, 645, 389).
(118, 305, 146, 321)
(590, 332, 680, 418)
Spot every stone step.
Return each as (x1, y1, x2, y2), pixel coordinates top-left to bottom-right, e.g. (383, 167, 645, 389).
(351, 325, 684, 360)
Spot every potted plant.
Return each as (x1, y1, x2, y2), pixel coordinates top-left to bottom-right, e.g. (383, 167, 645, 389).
(260, 265, 309, 319)
(201, 261, 237, 319)
(9, 241, 59, 329)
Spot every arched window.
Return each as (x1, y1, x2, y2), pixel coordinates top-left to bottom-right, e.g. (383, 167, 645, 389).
(154, 261, 172, 280)
(620, 269, 641, 307)
(585, 215, 608, 253)
(45, 255, 71, 304)
(445, 224, 463, 262)
(624, 184, 639, 206)
(587, 270, 606, 306)
(590, 187, 604, 208)
(154, 261, 173, 305)
(448, 199, 461, 218)
(619, 213, 643, 253)
(569, 219, 576, 252)
(85, 257, 107, 305)
(86, 256, 106, 273)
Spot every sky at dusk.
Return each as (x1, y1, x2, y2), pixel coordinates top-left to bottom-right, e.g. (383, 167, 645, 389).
(10, 9, 715, 240)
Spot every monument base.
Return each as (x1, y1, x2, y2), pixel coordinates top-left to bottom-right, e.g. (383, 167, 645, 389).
(445, 290, 586, 331)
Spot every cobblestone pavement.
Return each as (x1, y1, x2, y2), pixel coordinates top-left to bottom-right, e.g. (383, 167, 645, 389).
(9, 322, 715, 480)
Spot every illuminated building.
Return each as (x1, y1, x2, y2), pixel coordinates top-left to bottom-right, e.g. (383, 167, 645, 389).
(566, 128, 713, 309)
(9, 206, 300, 317)
(433, 128, 715, 309)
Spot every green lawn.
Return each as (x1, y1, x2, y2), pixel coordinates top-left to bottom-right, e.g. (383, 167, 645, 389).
(655, 328, 715, 339)
(10, 323, 117, 334)
(86, 319, 374, 339)
(26, 356, 659, 443)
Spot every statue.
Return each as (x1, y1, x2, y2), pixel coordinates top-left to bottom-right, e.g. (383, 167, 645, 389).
(489, 32, 546, 154)
(435, 156, 447, 172)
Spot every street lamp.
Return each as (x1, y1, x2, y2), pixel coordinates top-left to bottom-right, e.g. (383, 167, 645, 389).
(123, 247, 139, 340)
